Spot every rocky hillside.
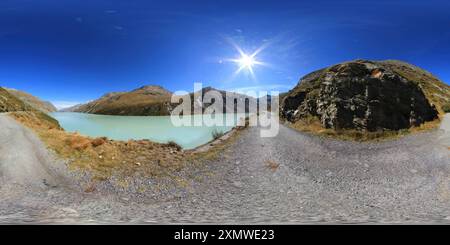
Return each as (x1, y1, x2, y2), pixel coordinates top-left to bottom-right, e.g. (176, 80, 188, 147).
(0, 87, 32, 112)
(68, 85, 173, 116)
(189, 86, 257, 114)
(5, 88, 57, 112)
(66, 85, 257, 116)
(0, 87, 59, 128)
(281, 60, 449, 132)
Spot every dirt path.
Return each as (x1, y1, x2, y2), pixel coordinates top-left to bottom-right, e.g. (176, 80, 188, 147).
(0, 114, 59, 188)
(0, 114, 81, 223)
(137, 114, 450, 223)
(0, 113, 449, 223)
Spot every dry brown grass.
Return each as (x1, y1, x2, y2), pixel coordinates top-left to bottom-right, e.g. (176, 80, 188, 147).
(84, 182, 97, 193)
(265, 160, 280, 171)
(289, 115, 441, 142)
(10, 111, 191, 180)
(10, 111, 244, 184)
(0, 87, 33, 112)
(5, 88, 57, 112)
(74, 86, 172, 116)
(91, 137, 107, 147)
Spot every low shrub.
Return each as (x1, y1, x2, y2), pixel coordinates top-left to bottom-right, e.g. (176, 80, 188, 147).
(442, 103, 450, 113)
(212, 129, 224, 140)
(91, 137, 108, 147)
(65, 135, 91, 151)
(166, 141, 182, 151)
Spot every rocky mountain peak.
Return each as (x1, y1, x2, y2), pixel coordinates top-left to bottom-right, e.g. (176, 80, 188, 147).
(132, 85, 171, 96)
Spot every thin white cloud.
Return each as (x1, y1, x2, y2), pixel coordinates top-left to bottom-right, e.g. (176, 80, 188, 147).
(105, 10, 118, 14)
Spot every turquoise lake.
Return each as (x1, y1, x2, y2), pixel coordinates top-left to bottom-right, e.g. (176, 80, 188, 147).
(51, 112, 244, 149)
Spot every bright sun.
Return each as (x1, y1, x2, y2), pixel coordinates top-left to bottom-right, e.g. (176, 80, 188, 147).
(223, 39, 269, 80)
(237, 54, 256, 69)
(230, 52, 263, 76)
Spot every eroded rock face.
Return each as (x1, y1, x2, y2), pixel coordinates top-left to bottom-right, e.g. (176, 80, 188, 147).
(281, 60, 439, 131)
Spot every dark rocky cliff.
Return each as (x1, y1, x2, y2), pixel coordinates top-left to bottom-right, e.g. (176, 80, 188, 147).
(281, 60, 447, 131)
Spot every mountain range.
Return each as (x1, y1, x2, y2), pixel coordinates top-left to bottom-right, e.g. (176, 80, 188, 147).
(62, 85, 258, 115)
(2, 59, 449, 135)
(62, 85, 172, 115)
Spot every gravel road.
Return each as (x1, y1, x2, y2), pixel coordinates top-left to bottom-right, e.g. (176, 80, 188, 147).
(0, 113, 449, 224)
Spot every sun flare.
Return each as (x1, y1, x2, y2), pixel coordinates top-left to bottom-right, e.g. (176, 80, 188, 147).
(222, 38, 270, 80)
(230, 50, 264, 77)
(237, 54, 256, 70)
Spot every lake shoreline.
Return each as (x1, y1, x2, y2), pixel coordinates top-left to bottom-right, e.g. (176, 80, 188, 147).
(51, 112, 245, 149)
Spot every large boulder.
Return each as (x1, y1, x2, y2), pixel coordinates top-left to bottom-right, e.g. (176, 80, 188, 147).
(281, 60, 444, 131)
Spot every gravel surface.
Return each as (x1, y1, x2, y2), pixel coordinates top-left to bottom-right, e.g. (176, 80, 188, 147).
(0, 113, 449, 224)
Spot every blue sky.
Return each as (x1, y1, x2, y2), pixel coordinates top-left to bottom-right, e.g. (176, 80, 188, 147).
(0, 0, 449, 109)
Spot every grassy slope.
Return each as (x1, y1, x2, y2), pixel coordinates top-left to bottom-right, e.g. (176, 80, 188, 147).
(1, 87, 60, 128)
(6, 88, 57, 112)
(74, 86, 172, 116)
(0, 87, 33, 112)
